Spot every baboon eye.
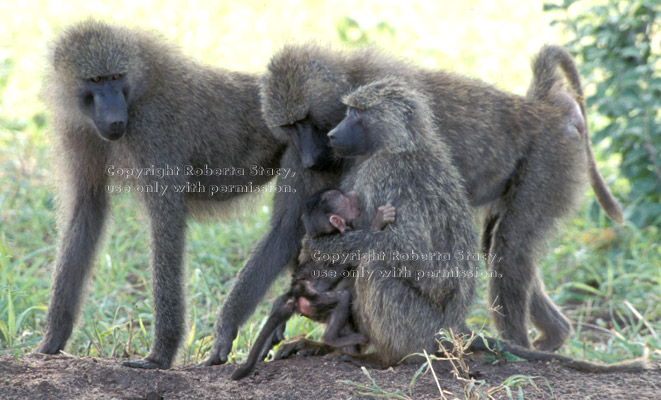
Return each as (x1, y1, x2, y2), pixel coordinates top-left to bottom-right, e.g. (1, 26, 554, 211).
(111, 74, 122, 80)
(90, 76, 101, 83)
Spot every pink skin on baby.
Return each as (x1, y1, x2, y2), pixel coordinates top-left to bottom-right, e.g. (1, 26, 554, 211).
(298, 297, 312, 316)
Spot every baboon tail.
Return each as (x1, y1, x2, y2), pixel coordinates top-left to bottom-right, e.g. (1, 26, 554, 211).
(530, 45, 624, 224)
(469, 336, 650, 373)
(231, 296, 296, 380)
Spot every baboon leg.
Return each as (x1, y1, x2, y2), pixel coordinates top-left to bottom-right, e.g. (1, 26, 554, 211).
(488, 162, 575, 350)
(273, 338, 336, 360)
(322, 290, 367, 347)
(353, 265, 453, 366)
(232, 296, 296, 380)
(530, 279, 573, 351)
(122, 194, 187, 369)
(487, 214, 534, 348)
(256, 294, 290, 361)
(37, 187, 108, 354)
(203, 191, 304, 366)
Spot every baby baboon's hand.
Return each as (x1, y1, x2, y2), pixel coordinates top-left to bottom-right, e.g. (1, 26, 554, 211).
(371, 204, 396, 230)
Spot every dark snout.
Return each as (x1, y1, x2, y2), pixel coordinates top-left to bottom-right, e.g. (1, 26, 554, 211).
(295, 122, 334, 170)
(327, 109, 370, 158)
(296, 122, 317, 169)
(93, 89, 128, 141)
(328, 116, 356, 157)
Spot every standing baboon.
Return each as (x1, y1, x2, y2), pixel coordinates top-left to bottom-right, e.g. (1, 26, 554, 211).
(231, 189, 394, 380)
(204, 44, 623, 364)
(36, 20, 285, 369)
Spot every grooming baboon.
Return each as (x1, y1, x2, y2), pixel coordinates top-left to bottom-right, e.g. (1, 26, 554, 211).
(205, 43, 624, 364)
(36, 20, 285, 369)
(231, 189, 394, 380)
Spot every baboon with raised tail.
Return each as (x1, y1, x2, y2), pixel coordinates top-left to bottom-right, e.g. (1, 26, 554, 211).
(205, 43, 623, 364)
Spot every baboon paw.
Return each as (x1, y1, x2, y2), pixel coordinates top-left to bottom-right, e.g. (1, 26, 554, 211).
(273, 342, 304, 360)
(36, 338, 65, 355)
(199, 352, 227, 367)
(501, 332, 531, 349)
(532, 336, 564, 352)
(121, 358, 167, 369)
(532, 323, 572, 352)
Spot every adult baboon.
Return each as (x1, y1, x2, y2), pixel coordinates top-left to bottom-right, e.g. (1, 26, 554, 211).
(205, 44, 623, 363)
(36, 20, 285, 369)
(231, 189, 394, 380)
(300, 78, 477, 366)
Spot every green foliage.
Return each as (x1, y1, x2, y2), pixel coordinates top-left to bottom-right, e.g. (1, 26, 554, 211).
(546, 0, 661, 227)
(336, 16, 396, 47)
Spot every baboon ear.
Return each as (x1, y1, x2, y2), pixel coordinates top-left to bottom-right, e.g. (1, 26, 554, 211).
(329, 215, 347, 233)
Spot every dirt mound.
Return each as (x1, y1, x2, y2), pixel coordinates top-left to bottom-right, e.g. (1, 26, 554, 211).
(1, 354, 659, 399)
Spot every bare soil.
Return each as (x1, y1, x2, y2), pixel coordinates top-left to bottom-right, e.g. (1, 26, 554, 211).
(1, 354, 659, 399)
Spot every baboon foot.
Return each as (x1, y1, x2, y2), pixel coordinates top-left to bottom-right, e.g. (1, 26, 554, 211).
(499, 329, 532, 349)
(530, 295, 573, 352)
(36, 336, 66, 355)
(200, 325, 236, 366)
(532, 317, 573, 352)
(257, 322, 287, 361)
(199, 351, 226, 367)
(121, 358, 167, 369)
(273, 338, 333, 360)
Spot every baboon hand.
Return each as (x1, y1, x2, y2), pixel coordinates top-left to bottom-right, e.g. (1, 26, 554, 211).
(200, 325, 236, 366)
(378, 205, 396, 223)
(371, 204, 396, 230)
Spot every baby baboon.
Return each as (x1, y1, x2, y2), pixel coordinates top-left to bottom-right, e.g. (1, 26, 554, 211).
(231, 188, 395, 380)
(300, 78, 477, 367)
(213, 44, 624, 359)
(36, 20, 285, 369)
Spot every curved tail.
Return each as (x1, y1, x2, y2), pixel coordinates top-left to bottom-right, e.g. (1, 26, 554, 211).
(530, 45, 623, 224)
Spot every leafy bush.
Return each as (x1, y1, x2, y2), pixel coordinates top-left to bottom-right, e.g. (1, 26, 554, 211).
(546, 0, 661, 227)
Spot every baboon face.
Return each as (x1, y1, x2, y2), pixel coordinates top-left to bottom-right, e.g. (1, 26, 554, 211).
(327, 108, 372, 158)
(278, 117, 336, 170)
(52, 21, 142, 141)
(329, 79, 422, 158)
(78, 74, 130, 141)
(261, 47, 350, 170)
(303, 189, 360, 235)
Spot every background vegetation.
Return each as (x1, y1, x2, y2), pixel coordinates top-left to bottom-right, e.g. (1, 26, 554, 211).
(0, 0, 658, 371)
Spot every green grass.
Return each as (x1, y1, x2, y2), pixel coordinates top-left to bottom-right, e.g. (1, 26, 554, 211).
(0, 0, 659, 373)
